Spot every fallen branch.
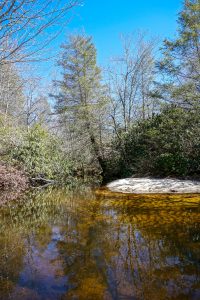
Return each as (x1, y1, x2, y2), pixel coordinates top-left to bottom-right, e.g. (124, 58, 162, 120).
(30, 177, 55, 186)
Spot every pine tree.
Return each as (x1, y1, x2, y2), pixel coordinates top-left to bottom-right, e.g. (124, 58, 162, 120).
(52, 35, 108, 174)
(157, 0, 200, 108)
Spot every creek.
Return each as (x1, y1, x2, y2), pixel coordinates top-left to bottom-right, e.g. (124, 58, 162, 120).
(0, 187, 200, 299)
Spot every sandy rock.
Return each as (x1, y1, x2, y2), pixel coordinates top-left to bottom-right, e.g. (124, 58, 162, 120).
(107, 178, 200, 194)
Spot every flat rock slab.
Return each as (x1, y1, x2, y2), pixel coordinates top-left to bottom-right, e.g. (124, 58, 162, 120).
(107, 178, 200, 194)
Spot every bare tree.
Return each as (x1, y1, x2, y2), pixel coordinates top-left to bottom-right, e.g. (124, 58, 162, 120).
(23, 77, 51, 130)
(0, 62, 24, 124)
(0, 0, 79, 64)
(108, 33, 158, 135)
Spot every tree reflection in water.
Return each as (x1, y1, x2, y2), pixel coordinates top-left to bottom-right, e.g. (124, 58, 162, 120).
(0, 187, 200, 299)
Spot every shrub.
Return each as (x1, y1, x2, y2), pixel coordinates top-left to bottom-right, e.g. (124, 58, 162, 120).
(106, 106, 200, 179)
(10, 124, 73, 180)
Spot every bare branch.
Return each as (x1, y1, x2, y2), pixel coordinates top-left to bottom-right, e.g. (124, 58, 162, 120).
(0, 0, 80, 64)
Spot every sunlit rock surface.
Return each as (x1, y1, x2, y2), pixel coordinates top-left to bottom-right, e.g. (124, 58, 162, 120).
(107, 178, 200, 193)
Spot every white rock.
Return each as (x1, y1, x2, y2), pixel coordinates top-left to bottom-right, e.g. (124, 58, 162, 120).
(107, 178, 200, 194)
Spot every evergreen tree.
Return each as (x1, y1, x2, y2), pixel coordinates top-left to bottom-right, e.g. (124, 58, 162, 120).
(52, 35, 108, 174)
(157, 0, 200, 108)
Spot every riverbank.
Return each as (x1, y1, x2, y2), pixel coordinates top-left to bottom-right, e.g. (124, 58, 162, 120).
(107, 178, 200, 194)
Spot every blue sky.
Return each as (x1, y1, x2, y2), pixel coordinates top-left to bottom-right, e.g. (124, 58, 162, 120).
(71, 0, 183, 65)
(37, 0, 183, 80)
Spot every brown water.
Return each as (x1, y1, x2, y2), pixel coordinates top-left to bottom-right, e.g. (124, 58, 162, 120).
(0, 187, 200, 300)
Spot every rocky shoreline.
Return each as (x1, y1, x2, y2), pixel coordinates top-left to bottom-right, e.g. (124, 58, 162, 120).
(107, 178, 200, 194)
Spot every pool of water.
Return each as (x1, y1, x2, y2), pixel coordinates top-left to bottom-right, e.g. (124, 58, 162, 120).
(0, 187, 200, 300)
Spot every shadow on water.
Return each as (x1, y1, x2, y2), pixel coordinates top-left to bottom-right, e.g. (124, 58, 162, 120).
(0, 186, 200, 299)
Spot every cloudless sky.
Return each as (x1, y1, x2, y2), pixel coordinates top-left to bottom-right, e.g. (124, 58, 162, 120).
(38, 0, 183, 81)
(71, 0, 183, 65)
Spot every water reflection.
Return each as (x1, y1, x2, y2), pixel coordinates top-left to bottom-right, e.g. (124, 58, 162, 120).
(0, 187, 200, 299)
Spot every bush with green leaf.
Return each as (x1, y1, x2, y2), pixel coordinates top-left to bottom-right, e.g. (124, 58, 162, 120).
(11, 124, 73, 180)
(107, 106, 200, 179)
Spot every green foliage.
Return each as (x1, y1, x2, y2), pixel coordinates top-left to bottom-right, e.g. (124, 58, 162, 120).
(0, 115, 24, 159)
(52, 34, 109, 175)
(157, 0, 200, 107)
(107, 106, 200, 179)
(10, 124, 73, 179)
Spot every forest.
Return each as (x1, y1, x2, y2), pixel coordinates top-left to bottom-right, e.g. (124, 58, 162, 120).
(0, 0, 200, 192)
